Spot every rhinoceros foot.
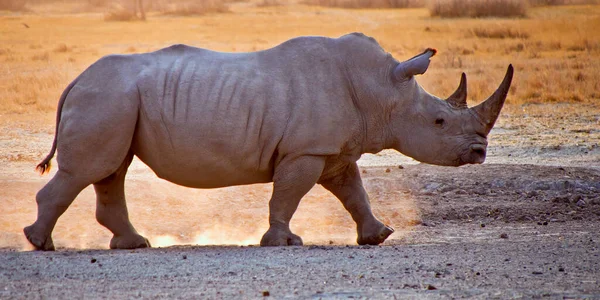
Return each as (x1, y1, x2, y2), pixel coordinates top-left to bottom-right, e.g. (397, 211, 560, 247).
(357, 222, 394, 245)
(109, 234, 151, 249)
(23, 225, 55, 251)
(260, 226, 303, 246)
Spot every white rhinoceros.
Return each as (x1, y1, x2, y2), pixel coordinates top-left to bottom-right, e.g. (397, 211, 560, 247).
(24, 33, 512, 250)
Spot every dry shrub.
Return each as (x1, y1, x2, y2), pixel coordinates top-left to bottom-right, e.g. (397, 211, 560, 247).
(31, 52, 49, 61)
(529, 0, 599, 5)
(471, 28, 530, 39)
(104, 5, 138, 21)
(564, 39, 600, 52)
(430, 0, 528, 18)
(301, 0, 425, 9)
(0, 0, 27, 11)
(162, 1, 229, 16)
(258, 0, 285, 6)
(547, 41, 562, 50)
(86, 0, 110, 7)
(507, 42, 525, 53)
(53, 43, 69, 53)
(567, 44, 586, 51)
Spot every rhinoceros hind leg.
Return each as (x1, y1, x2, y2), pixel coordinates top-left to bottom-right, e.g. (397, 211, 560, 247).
(94, 151, 150, 250)
(23, 170, 88, 251)
(260, 155, 326, 247)
(357, 221, 394, 245)
(110, 234, 151, 249)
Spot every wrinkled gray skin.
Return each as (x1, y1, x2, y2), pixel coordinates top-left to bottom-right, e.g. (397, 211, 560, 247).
(24, 33, 513, 250)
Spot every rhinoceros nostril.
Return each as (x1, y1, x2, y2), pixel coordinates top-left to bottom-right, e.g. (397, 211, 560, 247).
(471, 144, 486, 156)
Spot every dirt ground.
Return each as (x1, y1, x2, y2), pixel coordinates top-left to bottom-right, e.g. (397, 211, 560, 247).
(1, 221, 599, 299)
(1, 2, 600, 298)
(1, 103, 600, 298)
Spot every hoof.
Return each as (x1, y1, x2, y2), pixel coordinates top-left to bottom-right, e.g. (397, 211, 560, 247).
(357, 223, 394, 245)
(260, 226, 303, 246)
(109, 234, 151, 249)
(23, 225, 55, 251)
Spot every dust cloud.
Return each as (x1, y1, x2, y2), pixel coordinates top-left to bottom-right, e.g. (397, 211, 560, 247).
(2, 162, 420, 250)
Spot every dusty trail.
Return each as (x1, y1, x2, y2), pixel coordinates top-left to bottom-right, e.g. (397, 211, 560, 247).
(1, 161, 599, 298)
(1, 222, 598, 298)
(1, 104, 600, 297)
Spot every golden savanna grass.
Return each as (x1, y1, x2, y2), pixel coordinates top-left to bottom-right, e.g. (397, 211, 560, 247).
(429, 0, 528, 18)
(301, 0, 425, 9)
(104, 0, 233, 21)
(0, 0, 26, 11)
(428, 0, 599, 18)
(0, 1, 599, 117)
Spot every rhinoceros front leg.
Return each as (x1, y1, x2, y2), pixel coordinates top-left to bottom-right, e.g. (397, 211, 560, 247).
(320, 163, 394, 245)
(260, 155, 326, 246)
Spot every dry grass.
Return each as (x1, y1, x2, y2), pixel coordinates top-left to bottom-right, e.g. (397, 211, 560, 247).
(471, 27, 530, 39)
(160, 1, 230, 16)
(257, 0, 290, 6)
(0, 2, 598, 117)
(53, 43, 70, 53)
(2, 69, 63, 113)
(301, 0, 425, 8)
(0, 0, 27, 11)
(102, 1, 231, 21)
(298, 0, 599, 9)
(104, 6, 139, 21)
(530, 0, 599, 5)
(86, 0, 111, 7)
(429, 0, 528, 18)
(103, 1, 146, 22)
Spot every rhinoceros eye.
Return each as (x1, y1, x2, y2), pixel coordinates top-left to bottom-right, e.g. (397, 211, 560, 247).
(435, 118, 445, 127)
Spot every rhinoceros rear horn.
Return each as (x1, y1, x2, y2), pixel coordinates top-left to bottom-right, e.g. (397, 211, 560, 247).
(393, 48, 437, 81)
(446, 72, 468, 109)
(473, 64, 514, 133)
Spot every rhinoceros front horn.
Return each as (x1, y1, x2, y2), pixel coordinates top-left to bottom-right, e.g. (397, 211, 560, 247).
(446, 72, 468, 109)
(472, 64, 514, 133)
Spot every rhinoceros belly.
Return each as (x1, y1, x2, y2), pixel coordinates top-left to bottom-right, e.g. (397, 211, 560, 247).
(131, 110, 279, 188)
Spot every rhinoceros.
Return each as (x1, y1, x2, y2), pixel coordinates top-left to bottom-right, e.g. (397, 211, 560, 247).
(24, 33, 512, 250)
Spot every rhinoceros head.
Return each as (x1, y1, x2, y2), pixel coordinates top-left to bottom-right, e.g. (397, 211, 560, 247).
(388, 49, 513, 166)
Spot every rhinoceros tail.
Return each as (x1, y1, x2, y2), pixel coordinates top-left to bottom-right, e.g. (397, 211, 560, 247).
(36, 150, 54, 175)
(36, 79, 78, 175)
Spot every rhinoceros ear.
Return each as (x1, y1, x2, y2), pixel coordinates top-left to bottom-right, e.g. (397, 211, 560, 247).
(393, 48, 437, 81)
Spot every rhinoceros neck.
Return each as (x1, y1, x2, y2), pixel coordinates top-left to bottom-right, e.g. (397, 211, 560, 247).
(355, 102, 393, 155)
(333, 34, 399, 156)
(341, 63, 395, 156)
